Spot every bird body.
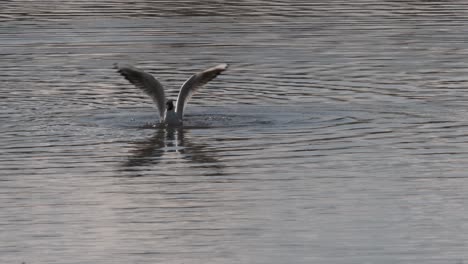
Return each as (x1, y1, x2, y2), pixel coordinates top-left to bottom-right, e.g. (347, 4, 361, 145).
(115, 63, 228, 126)
(164, 100, 182, 126)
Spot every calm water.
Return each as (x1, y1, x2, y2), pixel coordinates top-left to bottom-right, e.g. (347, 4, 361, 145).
(2, 1, 468, 263)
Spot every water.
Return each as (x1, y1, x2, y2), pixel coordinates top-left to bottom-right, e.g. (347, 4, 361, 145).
(2, 1, 468, 263)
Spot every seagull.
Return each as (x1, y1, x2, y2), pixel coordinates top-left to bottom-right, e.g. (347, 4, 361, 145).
(114, 63, 228, 126)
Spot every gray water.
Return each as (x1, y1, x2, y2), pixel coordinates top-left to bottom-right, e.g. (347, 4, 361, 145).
(2, 1, 468, 263)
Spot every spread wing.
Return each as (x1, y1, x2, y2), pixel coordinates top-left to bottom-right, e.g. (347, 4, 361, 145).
(176, 63, 228, 119)
(114, 63, 166, 120)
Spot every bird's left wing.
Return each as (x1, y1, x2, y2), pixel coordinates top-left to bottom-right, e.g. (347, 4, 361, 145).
(114, 63, 166, 120)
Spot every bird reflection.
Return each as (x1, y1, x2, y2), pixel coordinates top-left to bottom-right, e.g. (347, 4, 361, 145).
(123, 126, 223, 175)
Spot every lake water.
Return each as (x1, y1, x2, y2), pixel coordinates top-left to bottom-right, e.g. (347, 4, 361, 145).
(2, 1, 468, 263)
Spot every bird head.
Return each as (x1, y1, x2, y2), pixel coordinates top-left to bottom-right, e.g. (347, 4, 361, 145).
(166, 100, 175, 111)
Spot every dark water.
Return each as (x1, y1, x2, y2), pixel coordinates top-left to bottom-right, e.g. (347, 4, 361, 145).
(2, 1, 468, 263)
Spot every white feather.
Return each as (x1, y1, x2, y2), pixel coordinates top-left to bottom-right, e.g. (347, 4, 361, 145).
(176, 63, 228, 119)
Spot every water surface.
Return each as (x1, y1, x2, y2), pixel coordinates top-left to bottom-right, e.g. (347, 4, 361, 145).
(2, 1, 468, 263)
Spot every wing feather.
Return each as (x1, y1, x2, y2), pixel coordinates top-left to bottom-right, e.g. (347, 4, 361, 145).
(114, 63, 166, 120)
(175, 63, 228, 119)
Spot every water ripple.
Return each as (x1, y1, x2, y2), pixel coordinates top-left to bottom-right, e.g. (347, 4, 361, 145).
(3, 1, 468, 264)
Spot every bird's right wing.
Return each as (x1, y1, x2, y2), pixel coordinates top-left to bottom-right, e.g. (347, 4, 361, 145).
(114, 63, 166, 120)
(176, 63, 228, 119)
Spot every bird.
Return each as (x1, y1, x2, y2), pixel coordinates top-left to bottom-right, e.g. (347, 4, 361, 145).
(114, 63, 228, 126)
